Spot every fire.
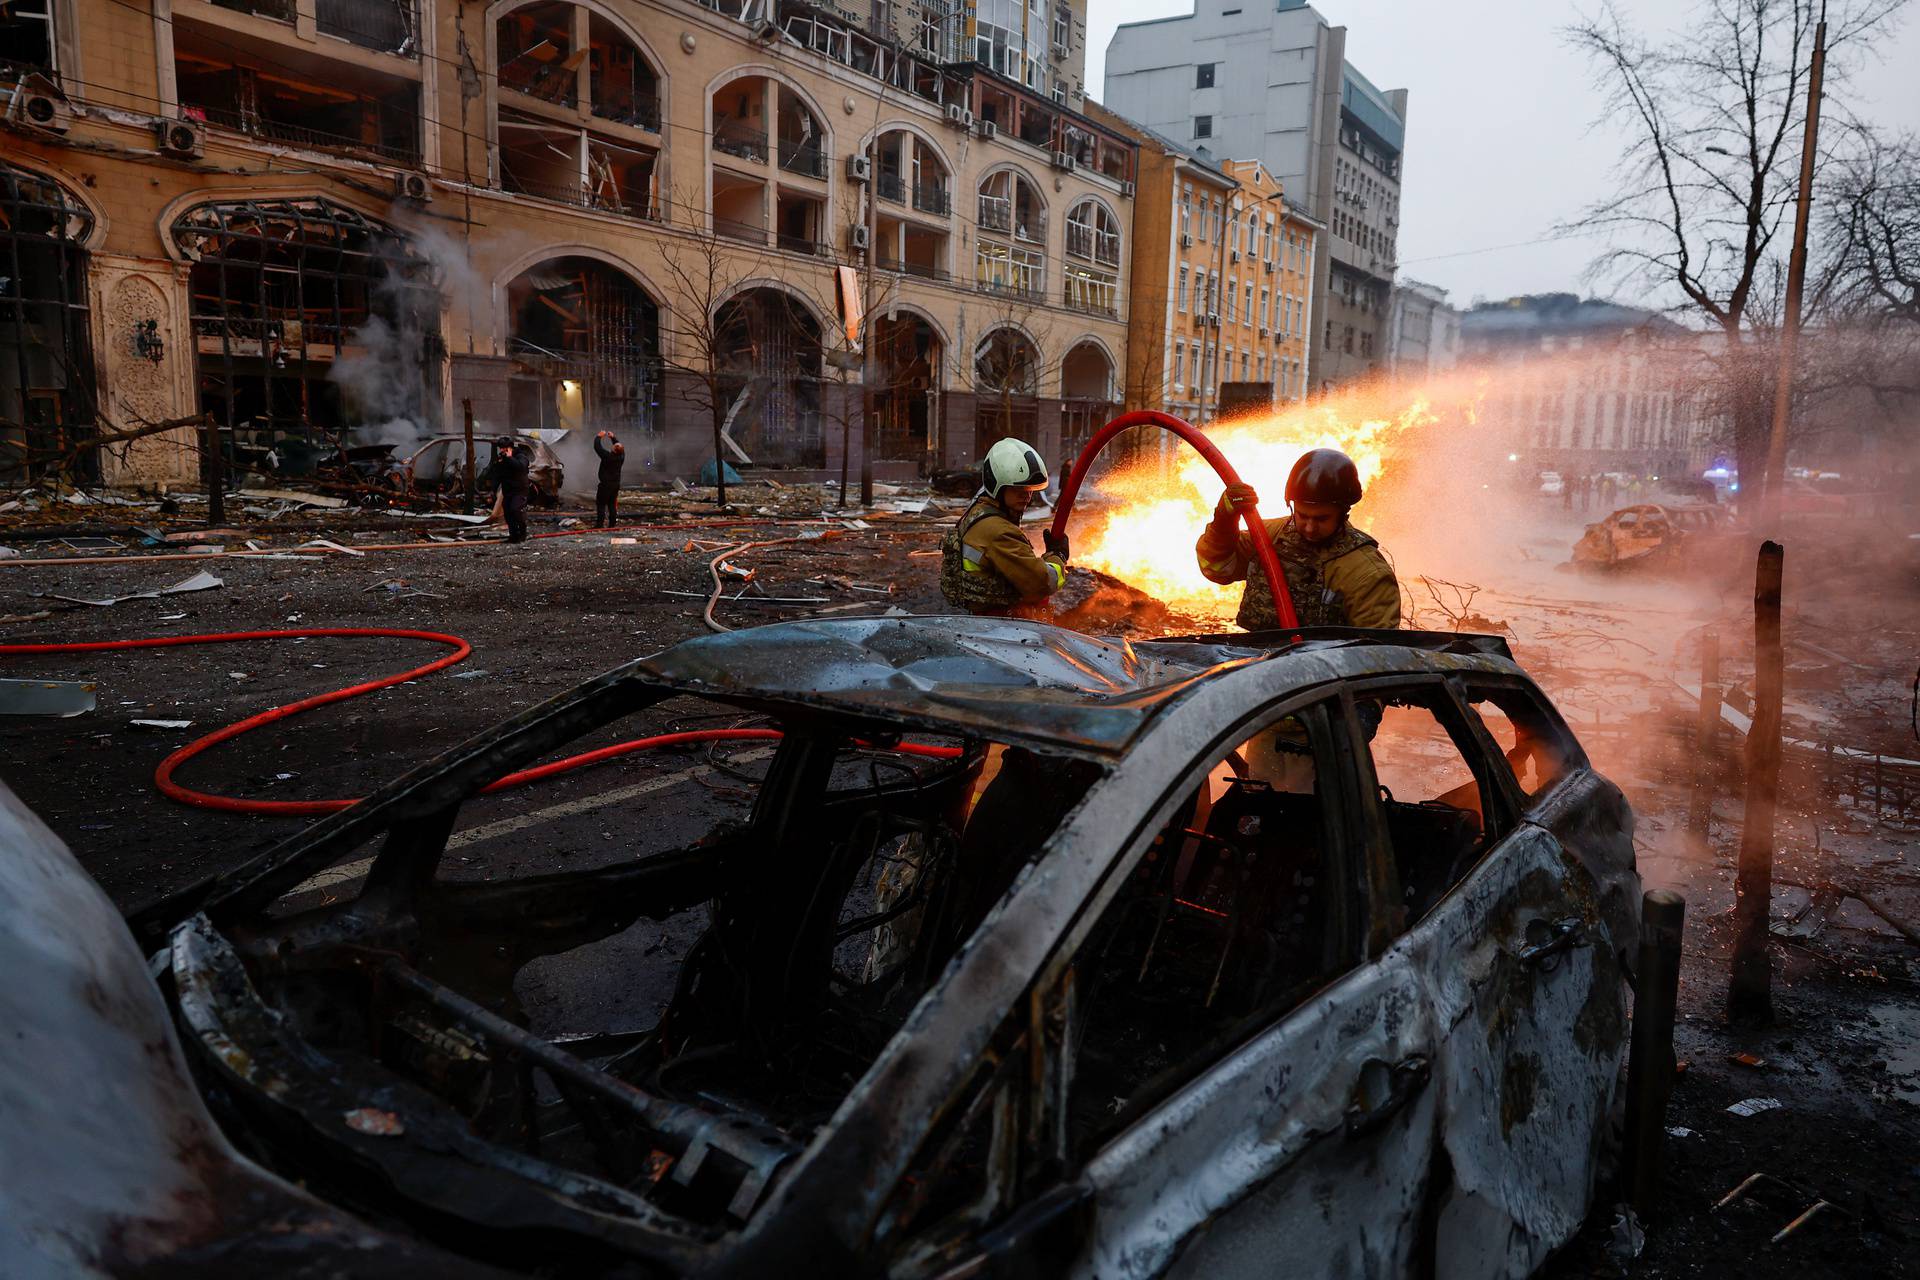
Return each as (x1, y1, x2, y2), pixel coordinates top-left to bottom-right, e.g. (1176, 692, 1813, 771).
(1072, 389, 1471, 621)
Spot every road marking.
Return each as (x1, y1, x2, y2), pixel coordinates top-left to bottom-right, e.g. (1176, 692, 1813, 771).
(286, 748, 773, 897)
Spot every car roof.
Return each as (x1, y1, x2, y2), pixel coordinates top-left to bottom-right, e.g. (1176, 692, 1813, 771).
(627, 617, 1519, 757)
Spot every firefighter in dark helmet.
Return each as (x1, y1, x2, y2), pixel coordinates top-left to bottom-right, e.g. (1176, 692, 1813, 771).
(940, 437, 1069, 618)
(1195, 447, 1399, 630)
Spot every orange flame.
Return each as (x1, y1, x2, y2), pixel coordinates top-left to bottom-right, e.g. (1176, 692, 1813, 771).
(1073, 386, 1480, 621)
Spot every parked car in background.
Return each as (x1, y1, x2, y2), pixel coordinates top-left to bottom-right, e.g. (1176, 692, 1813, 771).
(3, 620, 1640, 1278)
(409, 433, 565, 507)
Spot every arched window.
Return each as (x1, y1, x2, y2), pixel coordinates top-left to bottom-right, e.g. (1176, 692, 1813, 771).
(172, 198, 440, 457)
(975, 170, 1045, 300)
(0, 162, 94, 484)
(1062, 198, 1120, 316)
(506, 256, 659, 437)
(496, 2, 662, 220)
(715, 287, 824, 467)
(710, 74, 830, 254)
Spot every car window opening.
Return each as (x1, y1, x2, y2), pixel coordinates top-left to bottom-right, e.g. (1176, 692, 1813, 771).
(1356, 691, 1498, 925)
(1065, 710, 1351, 1153)
(1463, 684, 1579, 801)
(230, 698, 1102, 1235)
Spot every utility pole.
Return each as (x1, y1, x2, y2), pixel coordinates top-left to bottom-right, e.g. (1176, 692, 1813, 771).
(461, 398, 477, 514)
(1759, 15, 1826, 532)
(859, 141, 881, 508)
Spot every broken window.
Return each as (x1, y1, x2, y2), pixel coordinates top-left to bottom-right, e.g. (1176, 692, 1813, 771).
(173, 198, 441, 467)
(1464, 683, 1580, 803)
(1354, 687, 1503, 926)
(506, 257, 659, 437)
(174, 31, 421, 162)
(0, 0, 56, 75)
(713, 287, 824, 468)
(0, 161, 95, 485)
(870, 313, 941, 463)
(1065, 703, 1358, 1152)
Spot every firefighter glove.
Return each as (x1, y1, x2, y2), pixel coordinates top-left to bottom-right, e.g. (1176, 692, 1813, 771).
(1043, 529, 1069, 561)
(1216, 482, 1259, 523)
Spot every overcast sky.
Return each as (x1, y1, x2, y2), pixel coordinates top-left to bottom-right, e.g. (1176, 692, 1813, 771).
(1088, 0, 1920, 310)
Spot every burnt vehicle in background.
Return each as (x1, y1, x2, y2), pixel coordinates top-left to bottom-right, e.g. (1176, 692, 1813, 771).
(1572, 502, 1736, 571)
(3, 620, 1639, 1277)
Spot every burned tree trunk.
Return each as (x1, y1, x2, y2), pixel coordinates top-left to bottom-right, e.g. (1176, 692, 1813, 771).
(1728, 540, 1785, 1026)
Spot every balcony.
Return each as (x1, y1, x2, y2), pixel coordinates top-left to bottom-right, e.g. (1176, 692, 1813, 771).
(978, 193, 1011, 233)
(592, 93, 660, 132)
(777, 137, 827, 179)
(714, 121, 767, 163)
(876, 172, 907, 205)
(1062, 287, 1117, 317)
(976, 277, 1045, 304)
(210, 0, 294, 22)
(911, 181, 950, 216)
(776, 232, 835, 258)
(316, 0, 416, 55)
(500, 61, 578, 107)
(1066, 222, 1120, 267)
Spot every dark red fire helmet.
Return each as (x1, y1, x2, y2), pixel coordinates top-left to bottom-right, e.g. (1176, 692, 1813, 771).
(1284, 448, 1364, 508)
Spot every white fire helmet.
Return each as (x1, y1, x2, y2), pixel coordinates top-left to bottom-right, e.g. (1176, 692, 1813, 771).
(980, 437, 1049, 499)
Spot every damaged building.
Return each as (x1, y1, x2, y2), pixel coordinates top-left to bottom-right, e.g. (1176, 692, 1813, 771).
(0, 0, 1136, 488)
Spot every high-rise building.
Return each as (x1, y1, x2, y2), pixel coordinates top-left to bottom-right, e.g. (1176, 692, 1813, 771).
(1387, 280, 1459, 376)
(1104, 0, 1405, 390)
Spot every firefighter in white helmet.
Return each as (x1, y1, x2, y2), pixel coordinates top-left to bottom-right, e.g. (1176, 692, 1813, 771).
(940, 437, 1069, 618)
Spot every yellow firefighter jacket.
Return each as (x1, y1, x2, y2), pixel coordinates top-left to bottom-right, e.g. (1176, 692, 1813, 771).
(1195, 514, 1400, 631)
(941, 496, 1067, 617)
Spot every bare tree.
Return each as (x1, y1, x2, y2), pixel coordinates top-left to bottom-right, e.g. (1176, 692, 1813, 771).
(1829, 129, 1920, 323)
(1561, 0, 1908, 486)
(960, 288, 1044, 450)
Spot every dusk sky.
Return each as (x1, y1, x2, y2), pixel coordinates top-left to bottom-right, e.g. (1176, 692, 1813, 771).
(1088, 0, 1920, 312)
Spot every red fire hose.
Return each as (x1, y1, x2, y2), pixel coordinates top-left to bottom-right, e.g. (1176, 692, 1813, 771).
(1047, 410, 1300, 629)
(0, 629, 957, 816)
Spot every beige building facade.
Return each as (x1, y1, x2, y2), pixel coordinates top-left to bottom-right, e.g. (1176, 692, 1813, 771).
(0, 0, 1136, 488)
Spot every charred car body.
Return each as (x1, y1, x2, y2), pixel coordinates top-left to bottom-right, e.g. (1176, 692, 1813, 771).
(1571, 502, 1733, 571)
(4, 620, 1639, 1277)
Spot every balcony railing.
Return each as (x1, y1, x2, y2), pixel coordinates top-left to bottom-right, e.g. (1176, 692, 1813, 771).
(777, 232, 836, 258)
(876, 172, 906, 204)
(714, 216, 768, 245)
(185, 103, 420, 164)
(975, 277, 1045, 304)
(977, 193, 1011, 233)
(499, 62, 578, 107)
(713, 122, 767, 163)
(912, 181, 951, 216)
(316, 0, 416, 55)
(777, 137, 827, 178)
(591, 94, 660, 132)
(1062, 287, 1117, 317)
(879, 258, 950, 283)
(210, 0, 294, 22)
(502, 176, 659, 222)
(1066, 222, 1120, 266)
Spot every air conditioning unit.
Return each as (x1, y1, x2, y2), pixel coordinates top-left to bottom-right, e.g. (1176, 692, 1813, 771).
(1264, 260, 1276, 274)
(153, 117, 205, 158)
(1120, 180, 1136, 198)
(974, 118, 997, 141)
(1206, 313, 1221, 328)
(848, 223, 870, 251)
(392, 170, 432, 203)
(1229, 250, 1240, 264)
(1179, 233, 1193, 249)
(1050, 150, 1075, 172)
(846, 153, 871, 183)
(946, 104, 969, 129)
(16, 76, 71, 135)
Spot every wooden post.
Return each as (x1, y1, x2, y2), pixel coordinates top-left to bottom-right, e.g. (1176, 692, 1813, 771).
(1729, 541, 1785, 1025)
(461, 399, 477, 515)
(1625, 890, 1687, 1220)
(1687, 632, 1722, 836)
(202, 416, 225, 526)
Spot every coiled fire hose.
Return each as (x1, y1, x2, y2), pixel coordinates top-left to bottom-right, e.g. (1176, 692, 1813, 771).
(1048, 409, 1300, 630)
(0, 628, 956, 816)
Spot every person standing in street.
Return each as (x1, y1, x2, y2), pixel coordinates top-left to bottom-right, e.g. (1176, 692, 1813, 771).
(486, 441, 533, 543)
(593, 430, 626, 528)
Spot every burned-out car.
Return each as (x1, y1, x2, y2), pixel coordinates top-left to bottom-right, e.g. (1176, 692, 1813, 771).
(1571, 502, 1733, 570)
(410, 432, 565, 507)
(3, 620, 1638, 1277)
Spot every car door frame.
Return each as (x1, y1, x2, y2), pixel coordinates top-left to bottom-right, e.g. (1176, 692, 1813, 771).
(1339, 673, 1627, 1278)
(1003, 685, 1453, 1279)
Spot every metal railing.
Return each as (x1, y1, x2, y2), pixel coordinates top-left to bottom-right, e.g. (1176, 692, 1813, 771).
(499, 62, 579, 107)
(502, 176, 659, 222)
(591, 94, 660, 132)
(186, 103, 420, 164)
(977, 193, 1011, 233)
(879, 258, 950, 283)
(1062, 286, 1118, 317)
(975, 277, 1045, 303)
(876, 172, 907, 204)
(912, 181, 951, 216)
(315, 0, 416, 55)
(210, 0, 294, 21)
(777, 233, 836, 258)
(1066, 222, 1120, 266)
(713, 216, 768, 245)
(713, 123, 767, 162)
(777, 137, 827, 178)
